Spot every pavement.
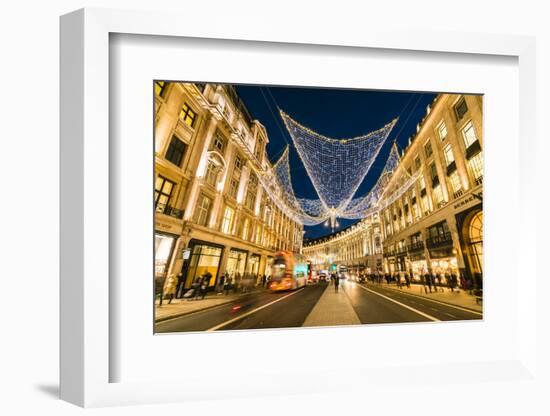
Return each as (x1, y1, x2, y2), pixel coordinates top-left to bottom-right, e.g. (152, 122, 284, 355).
(155, 283, 327, 333)
(155, 288, 266, 322)
(154, 280, 483, 333)
(364, 281, 482, 313)
(303, 283, 361, 327)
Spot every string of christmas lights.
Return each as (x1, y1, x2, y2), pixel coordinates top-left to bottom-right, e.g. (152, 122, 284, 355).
(280, 110, 397, 212)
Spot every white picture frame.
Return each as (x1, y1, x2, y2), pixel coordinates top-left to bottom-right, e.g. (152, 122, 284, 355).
(60, 8, 538, 408)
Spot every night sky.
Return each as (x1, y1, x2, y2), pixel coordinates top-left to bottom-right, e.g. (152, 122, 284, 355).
(234, 84, 436, 240)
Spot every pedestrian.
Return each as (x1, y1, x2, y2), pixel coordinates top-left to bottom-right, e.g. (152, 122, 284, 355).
(262, 274, 267, 288)
(405, 273, 411, 289)
(224, 275, 232, 295)
(420, 273, 428, 295)
(176, 272, 185, 299)
(200, 271, 212, 299)
(193, 276, 202, 300)
(156, 274, 167, 306)
(424, 273, 432, 293)
(163, 273, 177, 304)
(235, 272, 241, 292)
(218, 272, 227, 295)
(432, 273, 439, 292)
(450, 273, 458, 293)
(333, 272, 340, 292)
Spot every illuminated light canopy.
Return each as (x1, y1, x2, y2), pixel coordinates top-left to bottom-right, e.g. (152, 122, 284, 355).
(261, 146, 328, 226)
(280, 110, 397, 212)
(342, 144, 401, 219)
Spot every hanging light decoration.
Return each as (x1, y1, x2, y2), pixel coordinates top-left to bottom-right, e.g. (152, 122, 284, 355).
(280, 110, 397, 213)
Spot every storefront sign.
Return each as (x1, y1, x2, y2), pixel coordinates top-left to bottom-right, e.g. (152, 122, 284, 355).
(155, 221, 175, 232)
(453, 192, 483, 210)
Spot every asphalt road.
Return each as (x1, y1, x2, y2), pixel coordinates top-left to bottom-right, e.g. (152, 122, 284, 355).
(155, 280, 481, 333)
(155, 282, 327, 333)
(344, 281, 482, 324)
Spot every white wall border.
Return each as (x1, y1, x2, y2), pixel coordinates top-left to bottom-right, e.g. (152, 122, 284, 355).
(60, 7, 537, 407)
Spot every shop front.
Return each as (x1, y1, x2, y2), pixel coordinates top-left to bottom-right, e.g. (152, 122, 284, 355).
(155, 232, 177, 281)
(183, 240, 224, 289)
(246, 253, 261, 278)
(409, 253, 428, 282)
(225, 248, 248, 279)
(429, 257, 459, 285)
(265, 256, 274, 278)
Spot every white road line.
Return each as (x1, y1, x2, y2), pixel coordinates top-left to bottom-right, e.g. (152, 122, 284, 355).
(367, 285, 483, 316)
(206, 288, 305, 331)
(445, 312, 457, 319)
(358, 285, 440, 322)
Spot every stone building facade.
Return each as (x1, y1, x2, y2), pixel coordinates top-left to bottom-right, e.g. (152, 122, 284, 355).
(303, 93, 483, 290)
(154, 82, 304, 293)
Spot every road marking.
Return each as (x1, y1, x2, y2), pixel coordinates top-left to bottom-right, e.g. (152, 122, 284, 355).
(366, 284, 483, 316)
(206, 288, 305, 331)
(358, 285, 440, 322)
(445, 312, 457, 319)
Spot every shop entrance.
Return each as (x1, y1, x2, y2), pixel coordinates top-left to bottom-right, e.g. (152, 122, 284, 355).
(155, 233, 176, 280)
(225, 249, 248, 279)
(464, 210, 483, 290)
(246, 254, 260, 278)
(183, 242, 223, 289)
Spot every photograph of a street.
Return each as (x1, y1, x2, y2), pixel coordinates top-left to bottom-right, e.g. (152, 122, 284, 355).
(154, 82, 483, 333)
(156, 279, 481, 333)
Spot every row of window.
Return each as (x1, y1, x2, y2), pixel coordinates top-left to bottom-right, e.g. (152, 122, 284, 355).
(190, 193, 296, 250)
(383, 152, 482, 237)
(156, 81, 198, 129)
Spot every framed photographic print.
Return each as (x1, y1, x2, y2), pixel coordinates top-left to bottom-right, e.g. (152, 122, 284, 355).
(152, 83, 483, 335)
(60, 7, 538, 408)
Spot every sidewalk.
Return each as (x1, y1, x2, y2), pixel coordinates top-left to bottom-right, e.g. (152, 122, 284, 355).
(155, 289, 265, 322)
(365, 282, 482, 313)
(303, 283, 361, 327)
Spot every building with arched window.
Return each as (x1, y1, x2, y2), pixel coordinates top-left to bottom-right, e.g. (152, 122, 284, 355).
(303, 93, 483, 291)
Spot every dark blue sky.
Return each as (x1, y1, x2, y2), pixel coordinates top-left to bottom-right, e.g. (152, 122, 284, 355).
(234, 84, 436, 239)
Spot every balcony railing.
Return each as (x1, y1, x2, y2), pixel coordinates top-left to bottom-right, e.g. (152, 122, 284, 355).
(156, 205, 184, 220)
(408, 241, 425, 252)
(426, 232, 453, 249)
(395, 246, 408, 256)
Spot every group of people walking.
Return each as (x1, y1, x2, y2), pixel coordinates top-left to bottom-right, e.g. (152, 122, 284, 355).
(156, 271, 271, 306)
(357, 270, 466, 294)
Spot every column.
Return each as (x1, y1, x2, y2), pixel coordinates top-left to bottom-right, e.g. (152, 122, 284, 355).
(183, 117, 219, 221)
(218, 246, 232, 289)
(236, 165, 250, 205)
(446, 215, 466, 270)
(421, 228, 432, 274)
